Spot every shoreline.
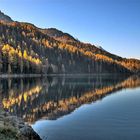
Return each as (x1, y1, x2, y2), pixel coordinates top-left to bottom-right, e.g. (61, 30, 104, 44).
(0, 74, 43, 78)
(0, 109, 42, 140)
(0, 73, 134, 78)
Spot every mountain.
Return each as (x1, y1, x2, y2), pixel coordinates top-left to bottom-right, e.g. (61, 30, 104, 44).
(0, 11, 140, 75)
(40, 28, 78, 43)
(0, 11, 13, 22)
(41, 27, 140, 73)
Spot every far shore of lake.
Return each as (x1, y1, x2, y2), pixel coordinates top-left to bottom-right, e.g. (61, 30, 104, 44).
(0, 73, 134, 78)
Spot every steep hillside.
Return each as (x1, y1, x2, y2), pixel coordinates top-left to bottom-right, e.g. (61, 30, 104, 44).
(0, 21, 132, 74)
(0, 11, 139, 74)
(43, 28, 140, 73)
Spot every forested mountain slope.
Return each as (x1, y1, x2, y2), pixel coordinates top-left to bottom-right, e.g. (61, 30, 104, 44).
(0, 11, 140, 74)
(42, 28, 140, 73)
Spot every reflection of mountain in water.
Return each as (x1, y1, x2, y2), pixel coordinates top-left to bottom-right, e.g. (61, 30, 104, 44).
(1, 75, 140, 123)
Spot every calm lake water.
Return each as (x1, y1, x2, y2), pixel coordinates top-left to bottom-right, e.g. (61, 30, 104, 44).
(1, 75, 140, 140)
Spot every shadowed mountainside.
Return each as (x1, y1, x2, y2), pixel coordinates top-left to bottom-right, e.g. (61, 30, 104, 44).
(0, 11, 13, 22)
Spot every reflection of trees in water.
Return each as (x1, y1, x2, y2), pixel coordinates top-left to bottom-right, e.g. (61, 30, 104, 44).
(1, 75, 140, 123)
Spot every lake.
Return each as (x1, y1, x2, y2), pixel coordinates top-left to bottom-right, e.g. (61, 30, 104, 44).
(1, 74, 140, 140)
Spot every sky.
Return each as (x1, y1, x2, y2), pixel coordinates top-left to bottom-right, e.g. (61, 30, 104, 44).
(0, 0, 140, 59)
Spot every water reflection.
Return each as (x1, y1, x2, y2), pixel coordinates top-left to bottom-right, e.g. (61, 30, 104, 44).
(1, 75, 140, 123)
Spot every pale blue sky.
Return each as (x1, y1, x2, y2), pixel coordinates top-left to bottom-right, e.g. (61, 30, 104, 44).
(0, 0, 140, 59)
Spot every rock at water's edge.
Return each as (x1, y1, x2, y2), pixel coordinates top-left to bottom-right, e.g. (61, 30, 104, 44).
(0, 110, 41, 140)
